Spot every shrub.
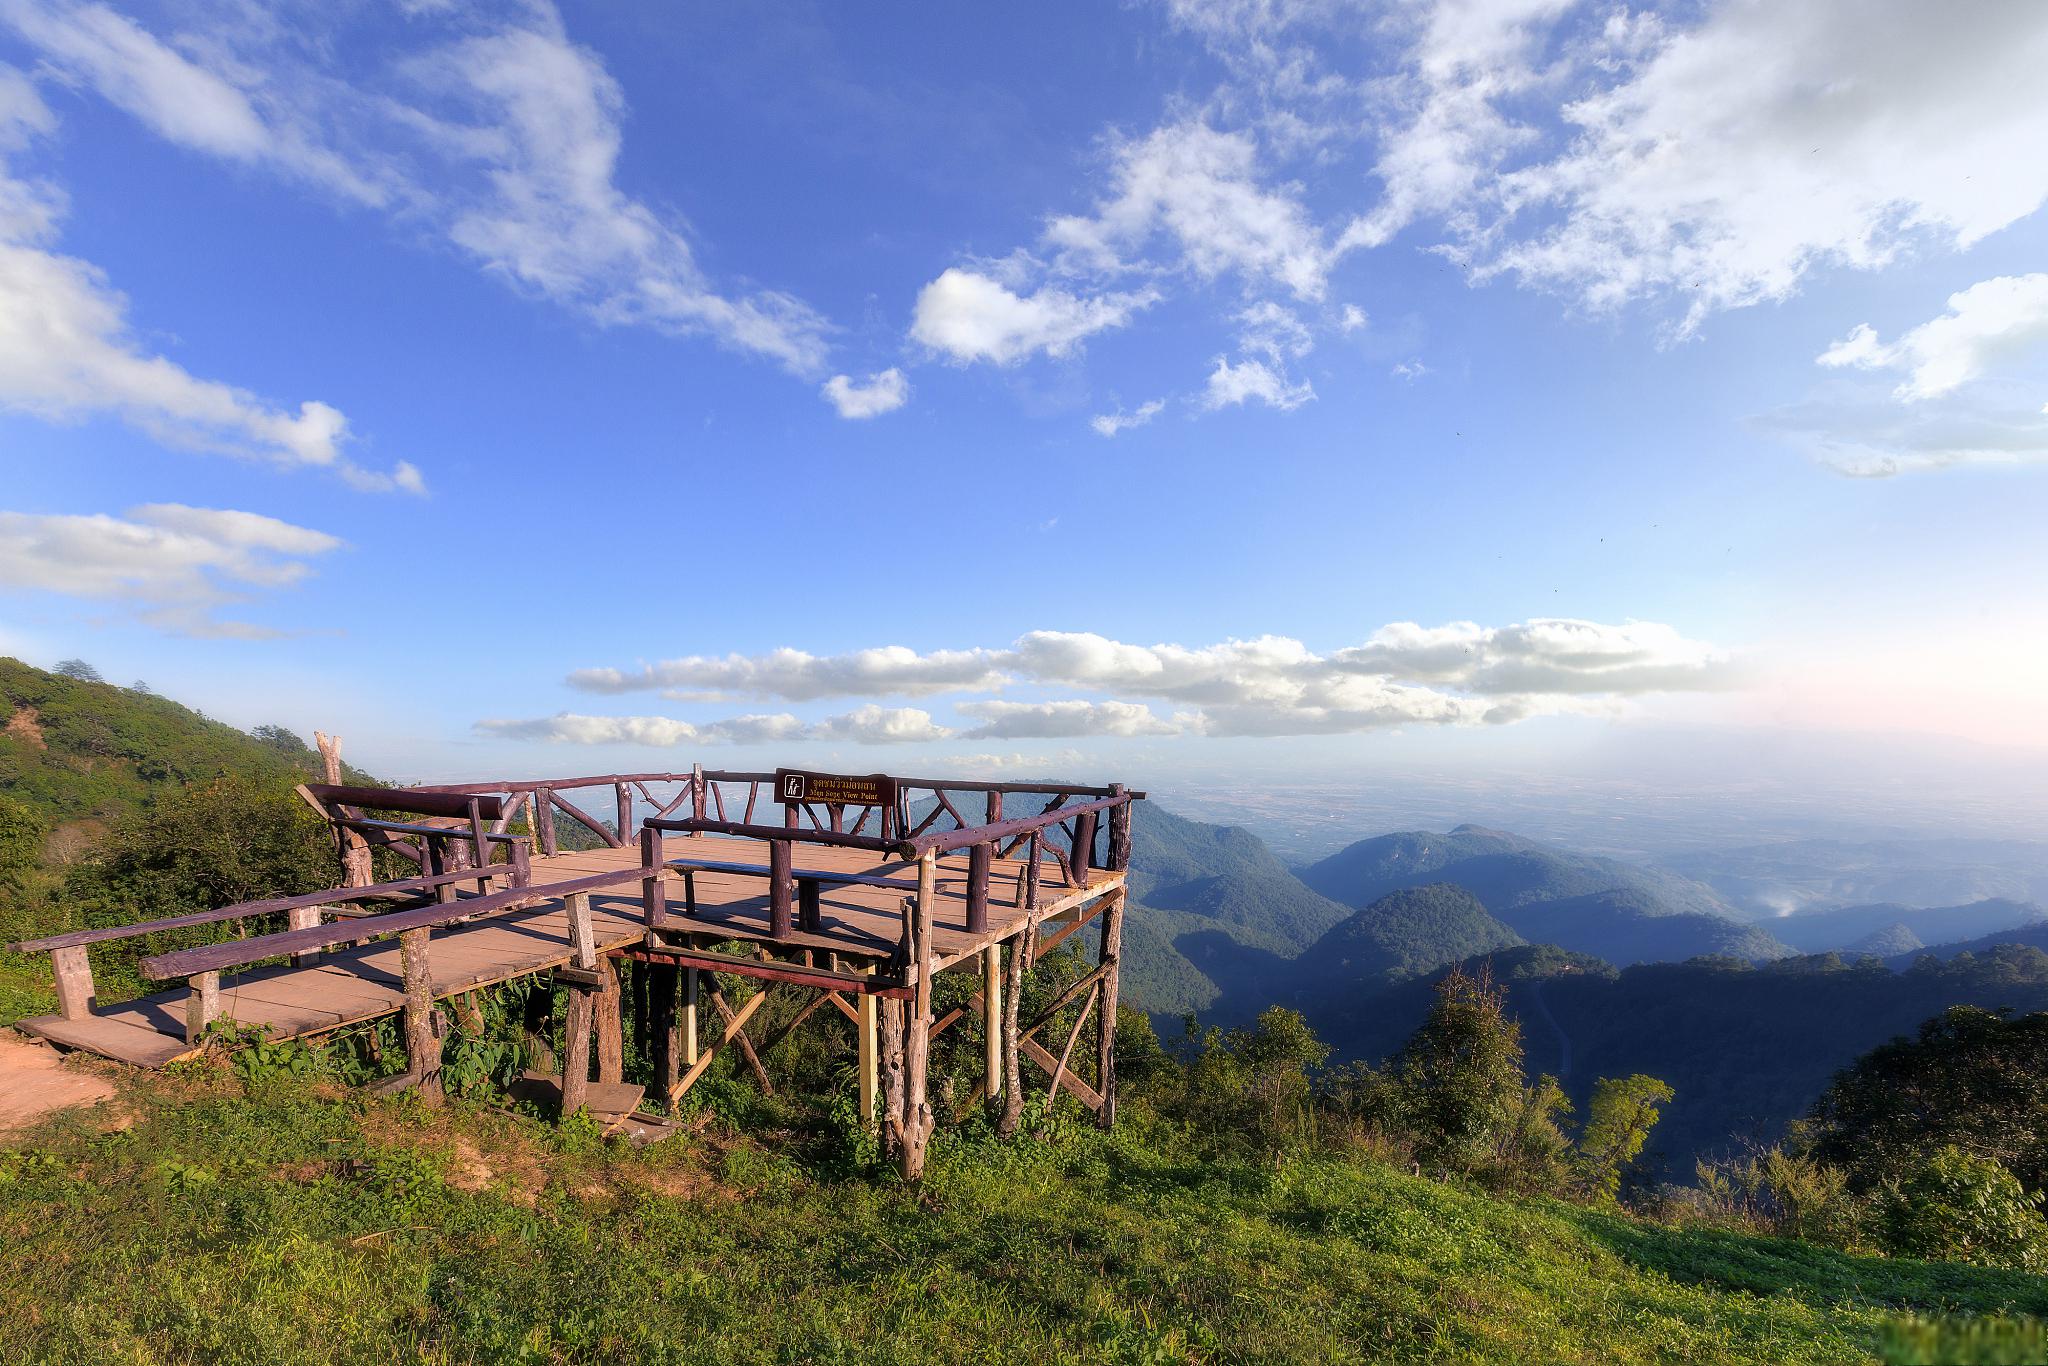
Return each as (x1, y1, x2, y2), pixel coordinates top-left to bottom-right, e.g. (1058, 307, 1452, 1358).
(1576, 1074, 1674, 1203)
(1875, 1146, 2048, 1272)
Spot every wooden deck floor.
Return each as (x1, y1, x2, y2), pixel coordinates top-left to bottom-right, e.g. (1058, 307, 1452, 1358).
(17, 834, 1121, 1068)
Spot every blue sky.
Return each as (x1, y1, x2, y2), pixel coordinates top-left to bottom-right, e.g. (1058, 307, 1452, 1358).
(2, 0, 2046, 795)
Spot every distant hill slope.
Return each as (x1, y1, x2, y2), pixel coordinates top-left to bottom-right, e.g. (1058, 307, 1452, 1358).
(1658, 836, 2048, 917)
(0, 657, 353, 838)
(1278, 884, 1525, 1003)
(1767, 898, 2045, 954)
(1887, 920, 2048, 967)
(1302, 824, 1735, 919)
(1118, 804, 1353, 1016)
(1495, 889, 1794, 965)
(1303, 942, 2048, 1183)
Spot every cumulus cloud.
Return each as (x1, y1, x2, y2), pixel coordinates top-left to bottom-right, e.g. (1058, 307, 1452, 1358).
(1818, 275, 2048, 402)
(0, 502, 344, 636)
(1465, 2, 2048, 331)
(1200, 355, 1313, 411)
(3, 1, 834, 375)
(548, 619, 1731, 740)
(820, 368, 909, 419)
(910, 268, 1156, 365)
(1044, 120, 1333, 300)
(1090, 398, 1164, 437)
(957, 699, 1180, 739)
(477, 705, 954, 747)
(569, 644, 1008, 701)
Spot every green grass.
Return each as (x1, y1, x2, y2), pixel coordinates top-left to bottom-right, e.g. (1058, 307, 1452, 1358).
(3, 1066, 2043, 1365)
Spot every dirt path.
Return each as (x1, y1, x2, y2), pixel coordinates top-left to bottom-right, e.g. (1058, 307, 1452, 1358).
(0, 1032, 118, 1135)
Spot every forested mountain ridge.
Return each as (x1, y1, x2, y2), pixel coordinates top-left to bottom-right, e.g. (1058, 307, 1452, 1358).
(1302, 824, 1738, 919)
(1767, 897, 2045, 954)
(1494, 889, 1794, 965)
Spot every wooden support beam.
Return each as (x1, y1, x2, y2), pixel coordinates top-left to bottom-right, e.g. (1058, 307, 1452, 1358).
(595, 956, 623, 1086)
(707, 983, 773, 1094)
(898, 853, 938, 1179)
(1020, 1034, 1103, 1112)
(566, 891, 597, 971)
(858, 977, 879, 1131)
(667, 985, 769, 1105)
(998, 930, 1025, 1136)
(982, 942, 1003, 1101)
(562, 986, 594, 1117)
(683, 966, 699, 1069)
(649, 960, 678, 1093)
(399, 927, 441, 1102)
(640, 826, 668, 933)
(1097, 890, 1124, 1129)
(51, 944, 95, 1021)
(184, 970, 220, 1045)
(287, 905, 324, 966)
(879, 996, 905, 1158)
(965, 841, 991, 933)
(1047, 982, 1100, 1107)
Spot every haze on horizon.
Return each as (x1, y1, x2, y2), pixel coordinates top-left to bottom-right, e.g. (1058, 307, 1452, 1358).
(2, 0, 2045, 836)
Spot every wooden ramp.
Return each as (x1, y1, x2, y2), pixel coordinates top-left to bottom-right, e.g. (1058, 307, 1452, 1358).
(16, 835, 1119, 1068)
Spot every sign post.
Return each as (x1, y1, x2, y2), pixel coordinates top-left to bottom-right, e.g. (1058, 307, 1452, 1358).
(773, 769, 898, 809)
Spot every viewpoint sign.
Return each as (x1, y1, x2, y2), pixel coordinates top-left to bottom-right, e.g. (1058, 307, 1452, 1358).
(774, 768, 898, 808)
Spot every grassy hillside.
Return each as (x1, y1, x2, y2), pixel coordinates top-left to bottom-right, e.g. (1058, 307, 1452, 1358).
(2, 1066, 2041, 1364)
(0, 657, 350, 834)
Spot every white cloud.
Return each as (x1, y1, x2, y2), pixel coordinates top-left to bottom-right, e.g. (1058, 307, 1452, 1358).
(1469, 2, 2048, 330)
(1390, 359, 1429, 381)
(0, 502, 343, 636)
(957, 698, 1179, 739)
(0, 56, 416, 492)
(1818, 275, 2048, 402)
(1200, 354, 1313, 410)
(820, 368, 909, 419)
(1758, 389, 2048, 478)
(1090, 398, 1164, 437)
(910, 268, 1156, 365)
(478, 704, 956, 747)
(3, 1, 833, 375)
(569, 644, 1008, 701)
(1044, 120, 1333, 300)
(554, 619, 1731, 739)
(1236, 300, 1313, 364)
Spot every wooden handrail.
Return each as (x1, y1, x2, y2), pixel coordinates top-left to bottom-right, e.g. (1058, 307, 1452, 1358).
(892, 791, 1134, 858)
(305, 783, 507, 821)
(661, 856, 919, 894)
(10, 864, 525, 954)
(140, 866, 644, 981)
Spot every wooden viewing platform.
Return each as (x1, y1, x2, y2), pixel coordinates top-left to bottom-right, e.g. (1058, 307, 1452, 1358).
(12, 758, 1140, 1178)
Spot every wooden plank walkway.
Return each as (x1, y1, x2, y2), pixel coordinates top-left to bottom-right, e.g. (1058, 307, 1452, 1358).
(17, 834, 1121, 1068)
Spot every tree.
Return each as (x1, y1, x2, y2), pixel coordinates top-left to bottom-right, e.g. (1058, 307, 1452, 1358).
(0, 794, 44, 886)
(1394, 965, 1527, 1175)
(250, 724, 307, 754)
(1576, 1074, 1674, 1202)
(54, 659, 103, 683)
(1807, 1006, 2048, 1194)
(1875, 1146, 2048, 1272)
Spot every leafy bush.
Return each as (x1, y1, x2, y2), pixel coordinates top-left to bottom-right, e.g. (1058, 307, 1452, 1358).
(1875, 1146, 2048, 1272)
(1576, 1074, 1674, 1203)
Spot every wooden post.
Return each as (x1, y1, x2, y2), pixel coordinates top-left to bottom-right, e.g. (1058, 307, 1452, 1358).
(650, 961, 680, 1094)
(567, 891, 597, 970)
(616, 782, 633, 848)
(184, 970, 220, 1044)
(966, 841, 991, 933)
(287, 905, 323, 966)
(51, 945, 96, 1020)
(683, 966, 700, 1069)
(641, 826, 668, 934)
(1096, 890, 1124, 1129)
(595, 956, 624, 1086)
(1107, 786, 1132, 871)
(316, 731, 373, 886)
(691, 762, 706, 823)
(899, 853, 938, 1179)
(879, 996, 905, 1161)
(535, 786, 558, 856)
(399, 927, 441, 1101)
(858, 968, 879, 1130)
(982, 943, 1003, 1101)
(998, 929, 1025, 1137)
(562, 986, 593, 1117)
(769, 805, 796, 938)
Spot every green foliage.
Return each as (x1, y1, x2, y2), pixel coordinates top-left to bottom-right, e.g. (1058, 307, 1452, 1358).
(1394, 965, 1528, 1175)
(0, 793, 43, 886)
(1809, 1005, 2048, 1195)
(1155, 1005, 1330, 1156)
(53, 659, 102, 683)
(1297, 883, 1526, 994)
(1576, 1074, 1674, 1202)
(1876, 1147, 2048, 1273)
